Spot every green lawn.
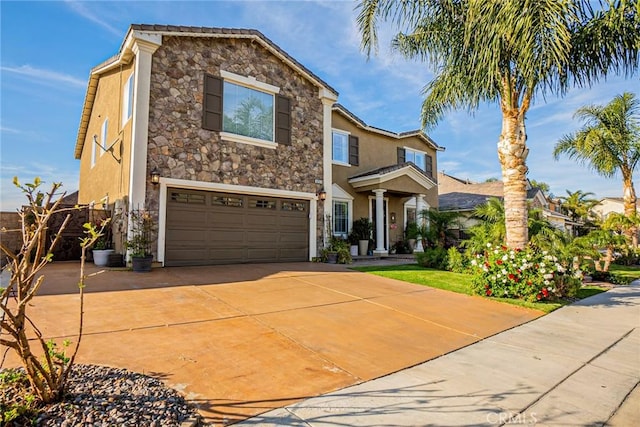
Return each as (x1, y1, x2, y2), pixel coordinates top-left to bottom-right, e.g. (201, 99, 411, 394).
(352, 264, 607, 314)
(608, 264, 640, 282)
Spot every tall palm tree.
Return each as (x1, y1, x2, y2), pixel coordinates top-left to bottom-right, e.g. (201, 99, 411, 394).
(357, 0, 638, 249)
(554, 93, 640, 220)
(559, 189, 600, 222)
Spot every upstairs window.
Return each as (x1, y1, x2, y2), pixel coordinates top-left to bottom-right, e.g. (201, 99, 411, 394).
(332, 130, 359, 166)
(223, 82, 274, 141)
(332, 131, 349, 164)
(122, 74, 134, 126)
(100, 118, 108, 157)
(202, 72, 291, 147)
(400, 147, 433, 178)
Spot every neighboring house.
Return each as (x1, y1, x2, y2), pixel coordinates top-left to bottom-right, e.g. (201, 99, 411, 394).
(330, 104, 443, 254)
(74, 25, 444, 266)
(592, 197, 639, 220)
(437, 172, 575, 235)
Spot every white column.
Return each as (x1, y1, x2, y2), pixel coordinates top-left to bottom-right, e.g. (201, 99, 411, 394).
(319, 89, 337, 248)
(414, 194, 426, 253)
(128, 39, 160, 211)
(373, 189, 387, 255)
(126, 38, 160, 263)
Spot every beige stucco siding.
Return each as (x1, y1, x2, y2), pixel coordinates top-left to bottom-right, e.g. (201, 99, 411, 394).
(78, 64, 134, 205)
(331, 111, 439, 215)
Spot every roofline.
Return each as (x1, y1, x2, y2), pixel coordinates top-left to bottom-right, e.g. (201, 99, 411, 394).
(348, 163, 437, 189)
(75, 24, 339, 159)
(332, 103, 444, 152)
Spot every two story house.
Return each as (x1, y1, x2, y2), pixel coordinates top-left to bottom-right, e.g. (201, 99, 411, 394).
(75, 25, 443, 266)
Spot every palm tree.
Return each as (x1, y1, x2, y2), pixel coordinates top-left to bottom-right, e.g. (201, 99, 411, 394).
(419, 208, 461, 248)
(357, 0, 638, 249)
(554, 93, 640, 221)
(559, 189, 599, 223)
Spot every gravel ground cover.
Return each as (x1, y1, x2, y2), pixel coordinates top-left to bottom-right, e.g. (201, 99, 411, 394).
(1, 364, 200, 426)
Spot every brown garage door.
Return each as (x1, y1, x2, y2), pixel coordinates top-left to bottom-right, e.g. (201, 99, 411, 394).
(165, 188, 309, 266)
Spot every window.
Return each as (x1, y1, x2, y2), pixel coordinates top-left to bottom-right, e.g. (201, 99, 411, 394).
(202, 73, 291, 147)
(223, 81, 274, 141)
(333, 201, 349, 238)
(332, 131, 349, 164)
(403, 147, 433, 177)
(405, 148, 426, 170)
(100, 118, 108, 157)
(122, 74, 134, 126)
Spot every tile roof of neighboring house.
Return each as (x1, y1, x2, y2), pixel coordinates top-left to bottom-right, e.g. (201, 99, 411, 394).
(75, 24, 339, 159)
(438, 192, 502, 211)
(349, 162, 437, 184)
(333, 104, 444, 152)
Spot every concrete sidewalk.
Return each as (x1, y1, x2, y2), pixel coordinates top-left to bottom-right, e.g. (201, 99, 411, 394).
(238, 283, 640, 426)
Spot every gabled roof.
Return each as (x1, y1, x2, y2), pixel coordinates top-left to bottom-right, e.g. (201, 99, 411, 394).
(332, 104, 444, 152)
(75, 24, 339, 159)
(348, 162, 437, 191)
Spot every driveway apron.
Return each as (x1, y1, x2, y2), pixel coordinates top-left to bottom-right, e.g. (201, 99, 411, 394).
(1, 262, 541, 425)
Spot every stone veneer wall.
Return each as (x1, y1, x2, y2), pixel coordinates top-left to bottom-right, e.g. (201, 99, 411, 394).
(145, 36, 326, 255)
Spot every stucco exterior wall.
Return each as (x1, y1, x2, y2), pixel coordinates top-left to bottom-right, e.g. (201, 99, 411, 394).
(78, 64, 135, 206)
(331, 111, 439, 232)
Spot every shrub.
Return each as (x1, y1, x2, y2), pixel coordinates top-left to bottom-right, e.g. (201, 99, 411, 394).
(469, 243, 580, 302)
(446, 247, 467, 273)
(416, 247, 448, 270)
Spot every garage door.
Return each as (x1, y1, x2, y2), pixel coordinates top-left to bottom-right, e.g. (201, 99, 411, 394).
(165, 188, 310, 266)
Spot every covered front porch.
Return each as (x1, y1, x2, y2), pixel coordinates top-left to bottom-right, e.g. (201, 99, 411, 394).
(345, 162, 437, 255)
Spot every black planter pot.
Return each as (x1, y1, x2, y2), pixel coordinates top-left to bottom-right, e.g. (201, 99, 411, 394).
(132, 255, 153, 272)
(106, 253, 124, 268)
(326, 252, 338, 264)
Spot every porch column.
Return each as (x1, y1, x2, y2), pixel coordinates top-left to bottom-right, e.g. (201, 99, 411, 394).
(414, 194, 426, 253)
(373, 189, 387, 255)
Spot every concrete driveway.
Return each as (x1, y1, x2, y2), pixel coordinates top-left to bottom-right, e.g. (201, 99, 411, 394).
(2, 262, 541, 425)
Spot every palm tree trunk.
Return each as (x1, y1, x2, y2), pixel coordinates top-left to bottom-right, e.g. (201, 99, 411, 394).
(622, 173, 638, 246)
(498, 111, 529, 249)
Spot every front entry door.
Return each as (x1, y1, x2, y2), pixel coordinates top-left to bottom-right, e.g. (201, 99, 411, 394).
(370, 199, 388, 251)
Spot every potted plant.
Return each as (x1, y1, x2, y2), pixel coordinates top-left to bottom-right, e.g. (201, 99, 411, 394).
(405, 221, 419, 252)
(123, 209, 156, 272)
(347, 231, 359, 257)
(352, 217, 373, 256)
(92, 237, 114, 267)
(321, 237, 352, 264)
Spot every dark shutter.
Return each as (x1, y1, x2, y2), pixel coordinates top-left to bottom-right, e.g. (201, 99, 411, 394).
(275, 95, 291, 145)
(426, 155, 433, 178)
(397, 147, 405, 164)
(202, 74, 223, 131)
(348, 135, 359, 166)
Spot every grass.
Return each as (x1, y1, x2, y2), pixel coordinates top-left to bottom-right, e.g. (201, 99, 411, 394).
(608, 264, 640, 282)
(352, 264, 607, 314)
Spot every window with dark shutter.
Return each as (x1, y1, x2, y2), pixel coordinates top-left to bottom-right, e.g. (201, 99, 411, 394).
(202, 74, 223, 131)
(397, 147, 405, 164)
(426, 154, 433, 178)
(275, 95, 291, 145)
(348, 135, 359, 166)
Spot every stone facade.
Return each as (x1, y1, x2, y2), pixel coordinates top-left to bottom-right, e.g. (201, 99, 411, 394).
(145, 36, 326, 252)
(147, 36, 323, 190)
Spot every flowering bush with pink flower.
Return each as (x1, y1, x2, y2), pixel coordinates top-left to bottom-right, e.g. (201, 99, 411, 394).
(469, 243, 582, 302)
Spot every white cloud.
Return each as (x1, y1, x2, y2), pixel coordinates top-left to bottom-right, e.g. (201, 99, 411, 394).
(1, 65, 85, 88)
(64, 0, 122, 36)
(0, 127, 21, 134)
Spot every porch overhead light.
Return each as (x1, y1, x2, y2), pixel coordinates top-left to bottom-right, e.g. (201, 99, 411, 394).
(150, 167, 161, 185)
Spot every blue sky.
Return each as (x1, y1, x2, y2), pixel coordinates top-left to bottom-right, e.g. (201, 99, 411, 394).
(1, 0, 636, 210)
